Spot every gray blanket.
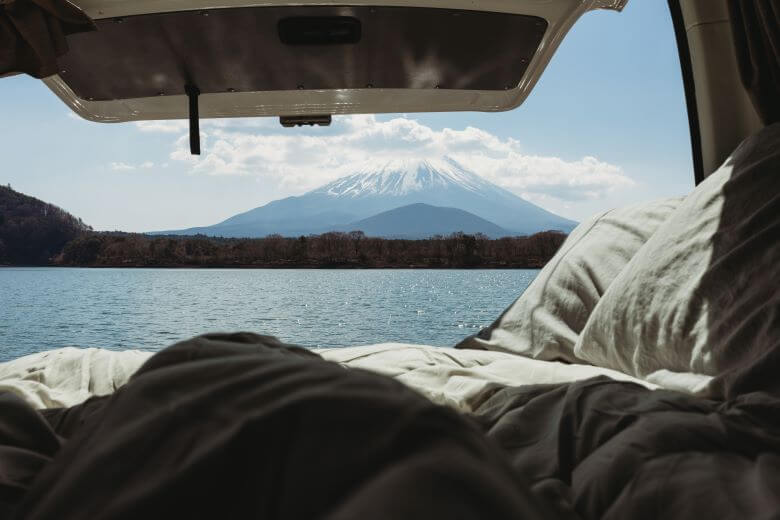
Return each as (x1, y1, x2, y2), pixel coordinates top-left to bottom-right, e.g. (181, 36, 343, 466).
(475, 376, 780, 519)
(2, 333, 779, 518)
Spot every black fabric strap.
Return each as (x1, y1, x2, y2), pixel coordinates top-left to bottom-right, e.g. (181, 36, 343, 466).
(184, 84, 200, 155)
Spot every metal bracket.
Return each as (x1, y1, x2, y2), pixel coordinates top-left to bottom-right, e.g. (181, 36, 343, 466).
(280, 115, 332, 128)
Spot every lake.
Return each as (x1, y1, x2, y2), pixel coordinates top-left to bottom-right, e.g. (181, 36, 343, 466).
(0, 268, 538, 362)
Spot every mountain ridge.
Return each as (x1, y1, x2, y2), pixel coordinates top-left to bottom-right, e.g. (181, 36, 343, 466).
(337, 203, 510, 238)
(155, 157, 577, 238)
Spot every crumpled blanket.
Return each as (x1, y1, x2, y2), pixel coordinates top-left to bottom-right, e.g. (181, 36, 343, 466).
(0, 342, 714, 413)
(0, 347, 152, 409)
(474, 376, 780, 519)
(4, 333, 778, 518)
(3, 333, 566, 519)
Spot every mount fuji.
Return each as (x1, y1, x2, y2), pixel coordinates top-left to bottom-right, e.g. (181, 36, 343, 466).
(155, 157, 576, 238)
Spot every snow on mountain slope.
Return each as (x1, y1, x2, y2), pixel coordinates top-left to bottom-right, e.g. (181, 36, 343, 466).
(313, 157, 493, 198)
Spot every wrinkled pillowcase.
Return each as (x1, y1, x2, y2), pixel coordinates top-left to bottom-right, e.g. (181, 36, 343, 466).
(574, 123, 780, 379)
(456, 197, 682, 362)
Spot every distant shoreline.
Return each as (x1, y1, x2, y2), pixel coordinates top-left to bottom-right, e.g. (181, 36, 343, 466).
(46, 230, 565, 270)
(0, 264, 544, 271)
(0, 264, 545, 270)
(1, 185, 569, 269)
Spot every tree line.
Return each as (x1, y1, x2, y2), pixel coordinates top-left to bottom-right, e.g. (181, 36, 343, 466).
(54, 230, 566, 268)
(1, 185, 567, 268)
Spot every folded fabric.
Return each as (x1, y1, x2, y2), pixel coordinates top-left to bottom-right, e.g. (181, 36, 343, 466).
(0, 342, 675, 413)
(474, 376, 780, 519)
(0, 346, 150, 409)
(318, 343, 663, 412)
(0, 0, 95, 78)
(0, 392, 62, 516)
(574, 123, 780, 396)
(456, 197, 681, 362)
(15, 332, 563, 519)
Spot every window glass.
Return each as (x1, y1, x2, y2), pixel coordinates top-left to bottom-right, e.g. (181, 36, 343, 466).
(0, 1, 692, 358)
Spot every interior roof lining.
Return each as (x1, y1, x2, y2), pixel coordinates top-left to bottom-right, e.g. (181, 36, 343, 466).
(57, 6, 547, 102)
(46, 0, 620, 122)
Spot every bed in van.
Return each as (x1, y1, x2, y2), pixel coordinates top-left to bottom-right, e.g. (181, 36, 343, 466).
(0, 0, 778, 517)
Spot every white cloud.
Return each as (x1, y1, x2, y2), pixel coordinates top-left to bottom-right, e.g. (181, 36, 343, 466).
(140, 115, 633, 202)
(109, 161, 155, 171)
(453, 154, 633, 201)
(135, 118, 275, 134)
(109, 162, 135, 171)
(135, 120, 188, 133)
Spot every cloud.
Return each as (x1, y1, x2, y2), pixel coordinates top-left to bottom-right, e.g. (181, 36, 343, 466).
(453, 154, 633, 201)
(135, 120, 188, 133)
(109, 161, 155, 171)
(109, 162, 135, 171)
(135, 118, 275, 134)
(140, 115, 633, 201)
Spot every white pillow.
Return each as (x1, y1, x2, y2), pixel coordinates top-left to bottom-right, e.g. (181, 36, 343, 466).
(455, 197, 682, 362)
(574, 123, 780, 378)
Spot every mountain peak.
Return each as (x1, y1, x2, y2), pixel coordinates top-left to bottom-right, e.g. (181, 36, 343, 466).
(311, 156, 492, 198)
(155, 155, 577, 237)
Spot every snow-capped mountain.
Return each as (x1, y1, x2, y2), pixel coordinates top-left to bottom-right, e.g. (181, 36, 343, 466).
(154, 157, 576, 238)
(314, 157, 494, 198)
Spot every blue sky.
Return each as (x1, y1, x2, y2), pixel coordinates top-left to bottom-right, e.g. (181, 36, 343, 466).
(0, 0, 693, 232)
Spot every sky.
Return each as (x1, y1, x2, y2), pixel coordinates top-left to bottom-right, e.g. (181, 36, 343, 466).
(0, 0, 694, 233)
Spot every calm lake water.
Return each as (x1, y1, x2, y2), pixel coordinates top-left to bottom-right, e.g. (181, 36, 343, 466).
(0, 268, 538, 362)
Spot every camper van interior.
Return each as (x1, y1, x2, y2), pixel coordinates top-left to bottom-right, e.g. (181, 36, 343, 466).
(0, 0, 779, 517)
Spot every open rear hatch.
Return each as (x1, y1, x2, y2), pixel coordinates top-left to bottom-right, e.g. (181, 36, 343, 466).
(6, 0, 627, 122)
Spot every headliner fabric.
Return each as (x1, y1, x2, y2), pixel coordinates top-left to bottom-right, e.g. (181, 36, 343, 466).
(0, 0, 94, 78)
(574, 123, 780, 393)
(456, 197, 682, 363)
(729, 0, 780, 124)
(56, 6, 545, 100)
(11, 332, 564, 519)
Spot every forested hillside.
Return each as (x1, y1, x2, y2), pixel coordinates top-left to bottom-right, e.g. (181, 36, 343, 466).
(0, 185, 91, 265)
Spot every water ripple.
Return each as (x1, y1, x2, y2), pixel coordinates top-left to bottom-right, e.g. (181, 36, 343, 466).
(0, 267, 538, 361)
